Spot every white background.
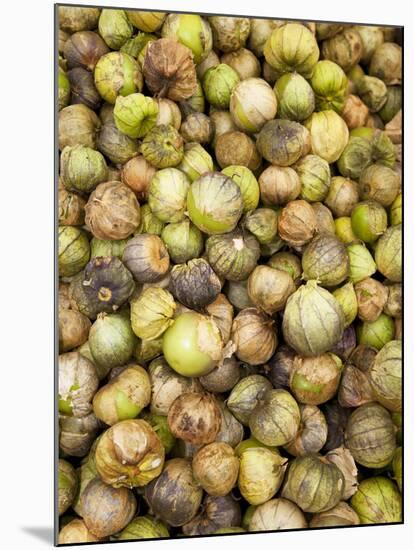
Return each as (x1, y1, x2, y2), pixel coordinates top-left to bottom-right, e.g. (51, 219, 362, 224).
(0, 0, 411, 548)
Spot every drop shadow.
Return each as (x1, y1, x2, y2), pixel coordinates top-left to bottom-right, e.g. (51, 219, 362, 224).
(21, 526, 54, 545)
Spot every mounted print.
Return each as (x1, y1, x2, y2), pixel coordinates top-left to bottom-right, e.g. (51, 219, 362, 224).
(56, 4, 403, 546)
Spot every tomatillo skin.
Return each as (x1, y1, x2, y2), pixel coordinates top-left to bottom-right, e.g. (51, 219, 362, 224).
(162, 312, 223, 377)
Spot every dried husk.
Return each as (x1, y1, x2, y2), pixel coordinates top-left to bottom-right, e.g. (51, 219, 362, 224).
(248, 19, 279, 57)
(231, 308, 277, 365)
(332, 282, 358, 326)
(161, 14, 213, 64)
(248, 265, 296, 315)
(126, 11, 166, 32)
(169, 258, 221, 310)
(275, 73, 315, 121)
(210, 110, 237, 146)
(68, 67, 102, 110)
(94, 419, 164, 488)
(230, 78, 278, 133)
(187, 172, 244, 235)
(59, 104, 101, 150)
(215, 131, 261, 170)
(141, 124, 184, 168)
(59, 308, 91, 352)
(147, 168, 189, 223)
(58, 186, 86, 227)
(222, 48, 261, 80)
(131, 287, 175, 340)
(337, 136, 373, 179)
(302, 234, 350, 287)
(278, 200, 317, 246)
(156, 98, 182, 129)
(351, 476, 402, 524)
(324, 176, 359, 217)
(79, 256, 135, 317)
(215, 400, 244, 447)
(60, 145, 108, 193)
(355, 277, 388, 322)
(226, 279, 253, 311)
(206, 230, 260, 282)
(81, 478, 137, 538)
(58, 352, 99, 418)
(143, 38, 197, 101)
(227, 374, 272, 425)
(305, 110, 349, 163)
(384, 283, 402, 318)
(64, 30, 109, 71)
(243, 208, 279, 245)
(349, 344, 377, 372)
(238, 446, 287, 505)
(249, 389, 301, 446)
(118, 516, 169, 540)
(92, 365, 151, 425)
(282, 455, 345, 513)
(368, 339, 402, 412)
(182, 494, 241, 536)
(331, 325, 357, 361)
(342, 94, 369, 129)
(58, 519, 101, 544)
(322, 28, 363, 72)
(59, 6, 101, 33)
(94, 51, 143, 105)
(114, 93, 159, 139)
(267, 345, 297, 389)
(196, 50, 220, 80)
(97, 120, 139, 164)
(338, 363, 374, 408)
(325, 446, 358, 499)
(121, 155, 156, 201)
(59, 412, 101, 457)
(359, 164, 400, 207)
(310, 502, 360, 527)
(148, 357, 202, 415)
(264, 23, 319, 78)
(85, 181, 140, 240)
(58, 459, 79, 515)
(144, 458, 203, 526)
(295, 154, 331, 203)
(178, 143, 214, 182)
(283, 281, 345, 356)
(345, 402, 397, 468)
(259, 166, 301, 206)
(375, 224, 402, 282)
(347, 243, 377, 283)
(257, 119, 311, 166)
(204, 293, 234, 344)
(321, 401, 350, 452)
(192, 442, 239, 496)
(167, 392, 222, 445)
(311, 202, 336, 234)
(284, 405, 328, 456)
(209, 16, 251, 53)
(98, 9, 133, 50)
(290, 353, 342, 406)
(180, 113, 213, 144)
(221, 165, 260, 212)
(123, 234, 170, 283)
(88, 313, 136, 370)
(249, 498, 307, 531)
(369, 42, 402, 85)
(393, 446, 402, 491)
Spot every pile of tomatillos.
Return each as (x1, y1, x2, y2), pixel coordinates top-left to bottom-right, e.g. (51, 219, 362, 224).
(57, 6, 403, 545)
